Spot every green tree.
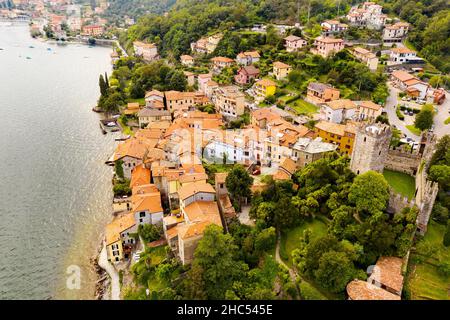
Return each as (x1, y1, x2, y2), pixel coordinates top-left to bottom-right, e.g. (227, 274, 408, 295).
(225, 165, 254, 212)
(254, 227, 276, 252)
(314, 250, 355, 293)
(414, 106, 434, 131)
(444, 220, 450, 247)
(99, 74, 108, 96)
(115, 160, 124, 180)
(138, 223, 162, 243)
(348, 171, 390, 216)
(155, 263, 172, 282)
(191, 225, 248, 299)
(428, 165, 450, 190)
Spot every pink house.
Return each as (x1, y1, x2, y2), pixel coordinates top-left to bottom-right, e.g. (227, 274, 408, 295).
(198, 73, 212, 93)
(311, 36, 344, 57)
(284, 35, 307, 52)
(235, 65, 260, 85)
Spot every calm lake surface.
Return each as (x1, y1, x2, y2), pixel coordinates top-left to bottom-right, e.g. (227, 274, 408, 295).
(0, 23, 117, 299)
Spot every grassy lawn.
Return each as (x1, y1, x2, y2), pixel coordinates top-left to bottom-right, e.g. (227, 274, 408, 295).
(280, 218, 328, 267)
(287, 99, 318, 115)
(407, 221, 450, 300)
(383, 169, 416, 199)
(406, 125, 422, 136)
(118, 115, 134, 136)
(444, 117, 450, 125)
(127, 97, 145, 105)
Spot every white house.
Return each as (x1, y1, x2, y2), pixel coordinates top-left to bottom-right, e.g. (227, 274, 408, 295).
(319, 99, 357, 123)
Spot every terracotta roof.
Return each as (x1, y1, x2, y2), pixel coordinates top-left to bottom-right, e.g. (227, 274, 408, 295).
(178, 220, 211, 240)
(391, 47, 415, 54)
(315, 120, 356, 136)
(215, 172, 228, 184)
(240, 65, 260, 76)
(238, 51, 260, 58)
(279, 157, 297, 174)
(130, 164, 151, 189)
(165, 91, 195, 101)
(138, 108, 171, 117)
(315, 36, 344, 44)
(369, 256, 404, 293)
(198, 73, 212, 79)
(347, 280, 400, 300)
(391, 70, 415, 82)
(132, 184, 159, 196)
(273, 61, 291, 69)
(180, 54, 194, 61)
(105, 212, 136, 245)
(251, 108, 282, 122)
(359, 101, 382, 111)
(324, 99, 357, 110)
(211, 56, 234, 63)
(179, 172, 208, 184)
(132, 192, 163, 213)
(256, 78, 277, 87)
(113, 137, 154, 161)
(353, 47, 370, 55)
(145, 90, 164, 98)
(178, 181, 215, 200)
(166, 226, 179, 239)
(284, 35, 302, 41)
(134, 41, 156, 48)
(183, 201, 221, 223)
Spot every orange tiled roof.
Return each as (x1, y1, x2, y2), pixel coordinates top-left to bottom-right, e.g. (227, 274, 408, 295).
(130, 164, 151, 189)
(211, 56, 234, 63)
(370, 256, 404, 293)
(324, 99, 357, 110)
(256, 78, 277, 88)
(273, 61, 291, 69)
(183, 201, 221, 223)
(178, 181, 215, 200)
(391, 70, 415, 82)
(347, 280, 400, 300)
(105, 212, 136, 245)
(132, 192, 163, 213)
(359, 101, 382, 111)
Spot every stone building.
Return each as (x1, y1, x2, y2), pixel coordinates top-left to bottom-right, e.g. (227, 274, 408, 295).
(350, 123, 392, 175)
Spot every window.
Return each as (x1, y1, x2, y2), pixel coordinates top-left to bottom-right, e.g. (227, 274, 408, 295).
(140, 212, 145, 218)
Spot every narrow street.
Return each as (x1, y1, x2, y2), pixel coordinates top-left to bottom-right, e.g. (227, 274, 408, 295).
(98, 244, 121, 300)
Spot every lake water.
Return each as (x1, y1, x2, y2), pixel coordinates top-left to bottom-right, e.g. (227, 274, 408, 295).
(0, 23, 117, 299)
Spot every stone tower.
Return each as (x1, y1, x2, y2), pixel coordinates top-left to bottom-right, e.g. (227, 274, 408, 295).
(350, 123, 392, 175)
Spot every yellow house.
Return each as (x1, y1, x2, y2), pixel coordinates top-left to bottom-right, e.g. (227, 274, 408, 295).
(254, 78, 277, 101)
(273, 61, 292, 80)
(105, 212, 137, 263)
(314, 121, 356, 155)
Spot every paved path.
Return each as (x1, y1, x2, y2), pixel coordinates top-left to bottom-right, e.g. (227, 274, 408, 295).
(98, 244, 120, 300)
(275, 232, 298, 283)
(238, 205, 255, 226)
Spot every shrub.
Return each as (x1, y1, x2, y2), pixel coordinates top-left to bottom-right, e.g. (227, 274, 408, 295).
(444, 221, 450, 247)
(138, 223, 162, 243)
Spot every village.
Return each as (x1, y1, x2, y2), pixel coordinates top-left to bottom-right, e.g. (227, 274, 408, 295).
(93, 1, 450, 301)
(2, 0, 448, 301)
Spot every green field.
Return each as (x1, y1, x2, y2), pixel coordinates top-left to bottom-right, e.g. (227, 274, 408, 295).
(406, 125, 422, 136)
(383, 169, 416, 199)
(407, 221, 450, 300)
(280, 218, 328, 267)
(287, 99, 319, 115)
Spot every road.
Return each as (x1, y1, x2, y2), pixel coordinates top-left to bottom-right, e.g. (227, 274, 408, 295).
(385, 83, 420, 141)
(433, 91, 450, 139)
(386, 83, 450, 141)
(98, 244, 121, 300)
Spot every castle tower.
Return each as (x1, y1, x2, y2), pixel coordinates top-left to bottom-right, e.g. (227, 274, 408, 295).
(350, 123, 392, 175)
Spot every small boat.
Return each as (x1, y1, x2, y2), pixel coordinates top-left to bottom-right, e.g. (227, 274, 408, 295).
(26, 56, 32, 59)
(47, 48, 51, 51)
(29, 45, 34, 48)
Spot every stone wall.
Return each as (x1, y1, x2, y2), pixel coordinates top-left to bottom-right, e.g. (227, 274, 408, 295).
(384, 149, 421, 175)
